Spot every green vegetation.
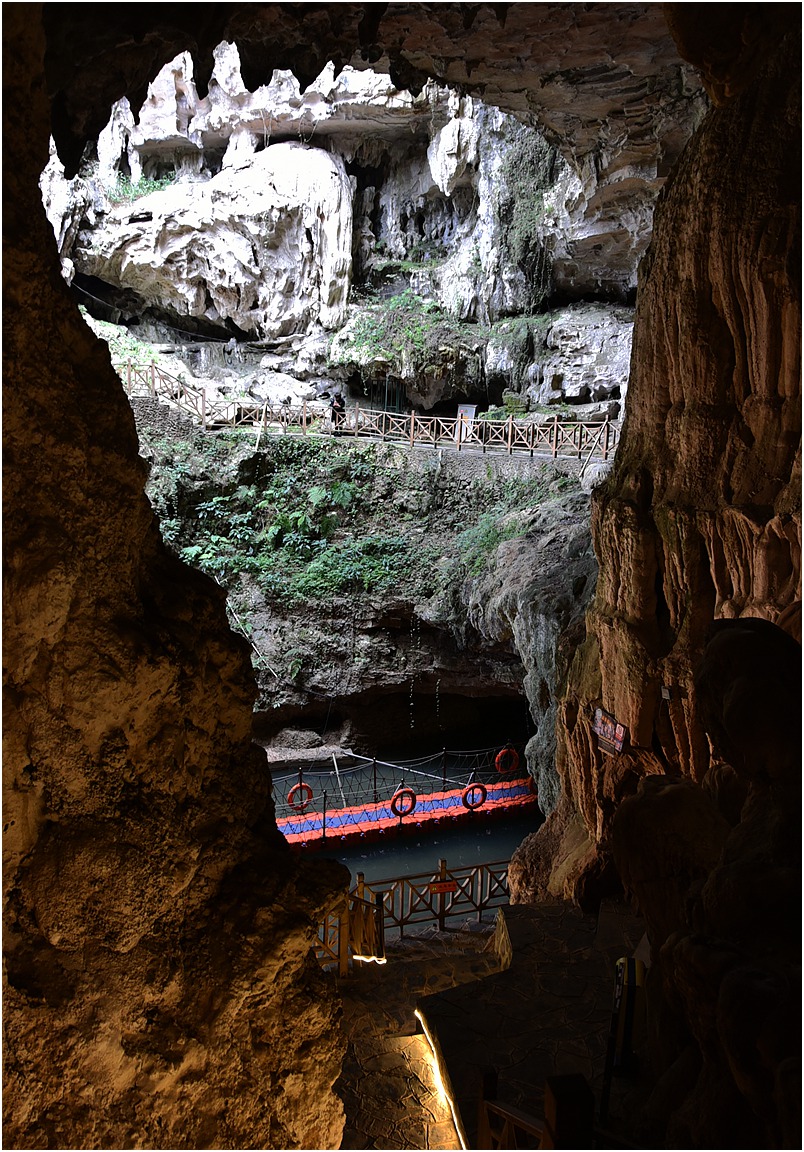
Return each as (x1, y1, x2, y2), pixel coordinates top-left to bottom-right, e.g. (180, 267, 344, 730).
(144, 435, 430, 605)
(456, 510, 533, 575)
(141, 429, 568, 619)
(496, 125, 555, 310)
(329, 290, 471, 375)
(79, 308, 159, 363)
(107, 173, 176, 203)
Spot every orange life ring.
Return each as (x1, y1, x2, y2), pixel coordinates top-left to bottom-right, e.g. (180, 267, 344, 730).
(390, 787, 417, 818)
(461, 783, 487, 810)
(287, 782, 313, 812)
(495, 746, 520, 774)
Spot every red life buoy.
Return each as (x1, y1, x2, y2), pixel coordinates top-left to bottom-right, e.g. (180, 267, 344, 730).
(495, 746, 520, 774)
(390, 787, 417, 818)
(461, 783, 487, 810)
(287, 782, 314, 812)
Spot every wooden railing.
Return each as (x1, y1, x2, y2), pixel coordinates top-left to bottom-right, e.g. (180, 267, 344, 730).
(364, 858, 511, 936)
(315, 858, 510, 973)
(316, 888, 386, 975)
(476, 1071, 596, 1149)
(115, 359, 619, 460)
(478, 1098, 545, 1150)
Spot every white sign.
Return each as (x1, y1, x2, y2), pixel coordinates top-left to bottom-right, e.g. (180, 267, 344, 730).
(455, 404, 477, 444)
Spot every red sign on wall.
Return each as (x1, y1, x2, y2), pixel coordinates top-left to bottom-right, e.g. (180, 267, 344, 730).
(429, 880, 459, 894)
(592, 707, 627, 754)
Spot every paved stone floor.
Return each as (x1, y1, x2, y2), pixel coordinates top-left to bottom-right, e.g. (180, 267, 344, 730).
(334, 901, 646, 1150)
(335, 921, 502, 1150)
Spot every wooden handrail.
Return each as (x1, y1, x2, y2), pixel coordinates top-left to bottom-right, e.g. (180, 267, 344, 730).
(113, 360, 620, 460)
(478, 1098, 545, 1149)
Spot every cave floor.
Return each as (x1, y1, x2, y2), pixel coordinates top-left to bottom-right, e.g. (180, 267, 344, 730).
(334, 901, 647, 1150)
(335, 920, 500, 1149)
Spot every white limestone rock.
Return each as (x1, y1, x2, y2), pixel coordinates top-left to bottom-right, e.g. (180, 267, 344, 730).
(74, 143, 353, 340)
(532, 303, 633, 407)
(39, 139, 98, 283)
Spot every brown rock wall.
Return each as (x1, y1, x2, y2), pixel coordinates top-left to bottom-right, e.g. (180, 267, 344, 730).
(511, 19, 800, 906)
(4, 9, 346, 1148)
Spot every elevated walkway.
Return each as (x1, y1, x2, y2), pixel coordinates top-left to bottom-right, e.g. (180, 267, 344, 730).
(115, 359, 620, 461)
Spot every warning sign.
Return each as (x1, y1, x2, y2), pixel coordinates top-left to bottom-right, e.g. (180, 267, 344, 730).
(592, 707, 627, 755)
(429, 880, 458, 894)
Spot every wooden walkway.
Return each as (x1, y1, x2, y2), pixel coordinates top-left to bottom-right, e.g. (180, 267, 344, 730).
(115, 359, 620, 461)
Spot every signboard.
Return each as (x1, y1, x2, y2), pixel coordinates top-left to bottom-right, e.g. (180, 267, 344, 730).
(592, 707, 627, 755)
(455, 404, 477, 444)
(429, 880, 459, 894)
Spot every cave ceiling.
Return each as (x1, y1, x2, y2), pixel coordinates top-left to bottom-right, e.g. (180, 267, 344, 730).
(43, 2, 717, 181)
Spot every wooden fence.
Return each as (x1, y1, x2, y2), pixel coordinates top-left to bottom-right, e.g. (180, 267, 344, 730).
(315, 857, 511, 974)
(115, 359, 619, 460)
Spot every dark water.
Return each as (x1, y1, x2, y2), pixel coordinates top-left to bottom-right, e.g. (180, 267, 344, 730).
(291, 807, 543, 885)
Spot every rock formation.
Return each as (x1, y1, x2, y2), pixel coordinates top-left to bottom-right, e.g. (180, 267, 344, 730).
(47, 30, 702, 409)
(75, 142, 354, 339)
(6, 4, 800, 1149)
(509, 10, 801, 1146)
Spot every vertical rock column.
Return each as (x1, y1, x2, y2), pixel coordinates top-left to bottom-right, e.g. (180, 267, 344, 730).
(3, 10, 346, 1149)
(511, 19, 800, 902)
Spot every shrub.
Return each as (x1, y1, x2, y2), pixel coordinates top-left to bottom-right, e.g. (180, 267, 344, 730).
(107, 173, 176, 203)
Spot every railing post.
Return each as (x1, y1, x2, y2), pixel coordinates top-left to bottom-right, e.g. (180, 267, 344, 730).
(478, 1067, 498, 1151)
(322, 790, 327, 840)
(438, 858, 447, 932)
(149, 362, 156, 396)
(338, 895, 349, 978)
(302, 399, 307, 433)
(409, 409, 415, 448)
(354, 403, 360, 437)
(603, 420, 610, 460)
(442, 748, 447, 792)
(506, 415, 513, 455)
(374, 892, 385, 961)
(552, 415, 559, 457)
(202, 388, 207, 431)
(126, 361, 132, 394)
(356, 872, 365, 901)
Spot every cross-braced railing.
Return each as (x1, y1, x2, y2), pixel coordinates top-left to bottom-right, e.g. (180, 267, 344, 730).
(115, 359, 620, 459)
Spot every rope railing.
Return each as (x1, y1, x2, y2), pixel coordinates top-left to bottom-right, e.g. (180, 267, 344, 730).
(273, 744, 536, 846)
(272, 744, 527, 822)
(113, 358, 620, 460)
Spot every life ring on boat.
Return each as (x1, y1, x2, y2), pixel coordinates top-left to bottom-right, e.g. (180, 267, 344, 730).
(462, 783, 488, 811)
(495, 746, 519, 774)
(390, 787, 417, 819)
(287, 782, 314, 812)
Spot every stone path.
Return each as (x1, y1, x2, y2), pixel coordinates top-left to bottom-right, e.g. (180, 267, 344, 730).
(334, 901, 646, 1150)
(335, 921, 502, 1150)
